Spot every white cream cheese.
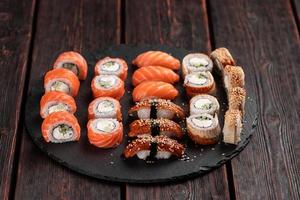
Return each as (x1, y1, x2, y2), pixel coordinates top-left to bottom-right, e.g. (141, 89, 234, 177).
(50, 81, 70, 93)
(97, 100, 114, 113)
(96, 119, 116, 133)
(48, 103, 68, 114)
(98, 76, 117, 88)
(101, 61, 120, 72)
(189, 74, 207, 85)
(189, 57, 208, 67)
(52, 125, 73, 140)
(194, 98, 212, 110)
(192, 116, 213, 128)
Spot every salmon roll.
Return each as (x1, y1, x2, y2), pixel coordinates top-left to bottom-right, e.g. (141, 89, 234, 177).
(182, 53, 213, 77)
(53, 51, 88, 80)
(223, 65, 245, 91)
(186, 113, 221, 145)
(132, 66, 179, 86)
(223, 109, 243, 145)
(132, 51, 180, 70)
(132, 81, 178, 102)
(123, 135, 184, 160)
(40, 91, 76, 118)
(190, 94, 220, 115)
(184, 72, 215, 96)
(41, 111, 80, 143)
(210, 47, 235, 73)
(87, 118, 123, 148)
(128, 99, 185, 120)
(88, 97, 122, 121)
(129, 119, 184, 139)
(91, 75, 125, 100)
(228, 87, 246, 116)
(94, 57, 128, 80)
(44, 68, 80, 97)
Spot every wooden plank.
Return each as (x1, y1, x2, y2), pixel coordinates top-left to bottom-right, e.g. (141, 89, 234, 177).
(125, 0, 230, 199)
(291, 0, 300, 30)
(0, 0, 36, 199)
(209, 0, 300, 199)
(14, 0, 122, 199)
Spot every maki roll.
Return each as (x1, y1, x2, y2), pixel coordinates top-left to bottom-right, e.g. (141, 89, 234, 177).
(182, 53, 213, 77)
(94, 57, 128, 80)
(184, 72, 215, 96)
(223, 109, 242, 145)
(223, 65, 245, 91)
(186, 113, 221, 145)
(189, 94, 220, 115)
(228, 87, 246, 116)
(87, 118, 123, 148)
(88, 97, 122, 121)
(53, 51, 88, 80)
(132, 51, 180, 70)
(123, 135, 184, 160)
(91, 75, 125, 100)
(128, 119, 184, 139)
(210, 47, 235, 73)
(41, 111, 80, 143)
(128, 99, 185, 120)
(40, 91, 76, 118)
(44, 68, 80, 97)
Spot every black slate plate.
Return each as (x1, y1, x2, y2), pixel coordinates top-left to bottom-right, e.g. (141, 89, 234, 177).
(25, 44, 257, 183)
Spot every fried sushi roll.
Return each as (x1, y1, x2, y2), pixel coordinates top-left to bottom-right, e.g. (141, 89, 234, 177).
(129, 119, 183, 139)
(128, 99, 185, 120)
(41, 111, 80, 143)
(40, 91, 76, 118)
(132, 51, 180, 70)
(123, 135, 184, 159)
(44, 68, 80, 97)
(182, 53, 213, 77)
(184, 72, 215, 96)
(94, 57, 128, 80)
(189, 94, 220, 115)
(223, 109, 242, 145)
(228, 87, 246, 116)
(210, 47, 235, 72)
(53, 51, 88, 80)
(88, 97, 122, 120)
(186, 113, 221, 145)
(91, 75, 125, 100)
(223, 65, 245, 91)
(87, 118, 123, 148)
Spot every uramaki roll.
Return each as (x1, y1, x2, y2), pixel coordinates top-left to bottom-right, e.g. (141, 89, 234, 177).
(53, 51, 88, 80)
(223, 65, 245, 91)
(210, 47, 235, 72)
(88, 97, 122, 121)
(40, 91, 76, 118)
(44, 68, 80, 97)
(228, 87, 246, 116)
(223, 109, 242, 145)
(41, 111, 80, 143)
(182, 53, 213, 77)
(189, 94, 220, 115)
(94, 57, 128, 80)
(184, 72, 215, 96)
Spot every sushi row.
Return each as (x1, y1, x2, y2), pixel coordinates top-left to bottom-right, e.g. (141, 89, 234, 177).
(210, 48, 246, 145)
(123, 51, 186, 160)
(87, 57, 128, 148)
(41, 51, 88, 143)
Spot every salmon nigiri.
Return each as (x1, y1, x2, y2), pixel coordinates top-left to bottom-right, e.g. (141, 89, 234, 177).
(132, 51, 180, 70)
(132, 66, 179, 86)
(132, 81, 178, 102)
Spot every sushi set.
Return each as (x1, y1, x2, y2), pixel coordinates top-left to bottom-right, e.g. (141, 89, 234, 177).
(25, 45, 257, 183)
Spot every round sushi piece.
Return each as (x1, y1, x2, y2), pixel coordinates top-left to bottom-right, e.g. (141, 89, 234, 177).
(210, 47, 235, 73)
(123, 135, 184, 160)
(186, 113, 221, 145)
(40, 91, 76, 118)
(94, 57, 128, 80)
(223, 65, 245, 91)
(87, 118, 123, 148)
(184, 71, 215, 96)
(128, 119, 184, 139)
(228, 87, 246, 117)
(53, 51, 88, 80)
(44, 68, 80, 97)
(223, 109, 242, 145)
(190, 94, 220, 115)
(41, 111, 80, 143)
(91, 75, 125, 100)
(88, 97, 122, 121)
(182, 53, 213, 77)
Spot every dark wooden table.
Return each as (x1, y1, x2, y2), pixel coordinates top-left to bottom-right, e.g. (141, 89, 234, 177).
(0, 0, 299, 199)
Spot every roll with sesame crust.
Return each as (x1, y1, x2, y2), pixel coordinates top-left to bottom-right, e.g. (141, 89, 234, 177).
(223, 65, 245, 92)
(210, 47, 235, 73)
(228, 87, 246, 116)
(223, 109, 243, 145)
